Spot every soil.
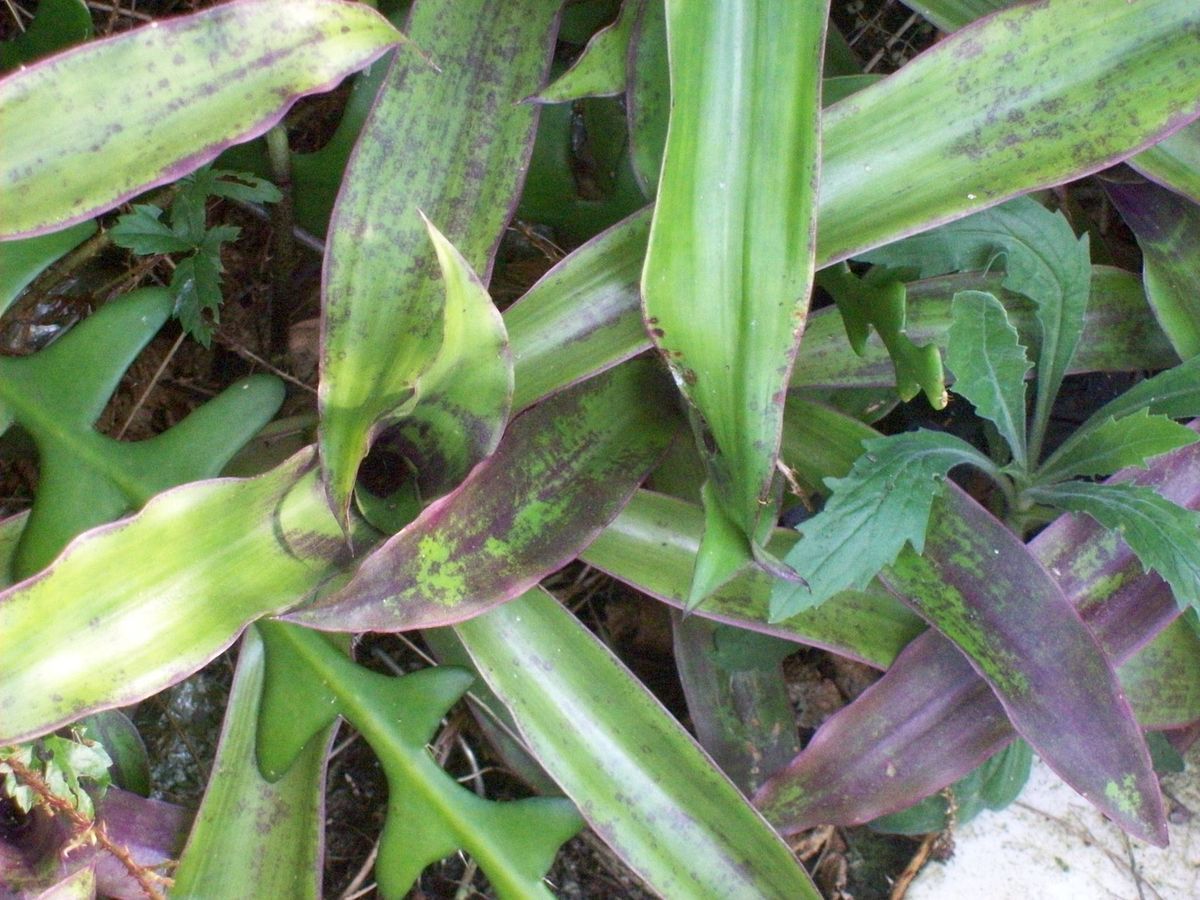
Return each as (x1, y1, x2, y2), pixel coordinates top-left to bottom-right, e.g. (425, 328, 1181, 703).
(0, 2, 1154, 899)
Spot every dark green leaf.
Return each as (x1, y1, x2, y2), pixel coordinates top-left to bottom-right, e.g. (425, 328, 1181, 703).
(109, 205, 194, 256)
(1038, 409, 1199, 482)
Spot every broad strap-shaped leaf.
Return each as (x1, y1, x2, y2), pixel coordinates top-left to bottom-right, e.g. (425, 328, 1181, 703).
(0, 449, 361, 744)
(535, 0, 634, 102)
(455, 587, 822, 899)
(641, 1, 825, 577)
(1027, 480, 1200, 612)
(1119, 613, 1200, 729)
(896, 0, 1009, 32)
(880, 485, 1162, 844)
(756, 429, 1200, 842)
(771, 430, 994, 618)
(583, 490, 925, 669)
(946, 290, 1032, 467)
(0, 288, 284, 578)
(505, 208, 651, 412)
(862, 197, 1091, 462)
(792, 266, 1178, 390)
(1131, 122, 1200, 206)
(319, 0, 559, 526)
(289, 360, 678, 632)
(257, 620, 581, 899)
(1105, 173, 1200, 359)
(173, 628, 330, 900)
(1038, 409, 1199, 483)
(377, 216, 513, 504)
(817, 264, 947, 407)
(0, 0, 402, 238)
(818, 0, 1200, 267)
(625, 0, 668, 196)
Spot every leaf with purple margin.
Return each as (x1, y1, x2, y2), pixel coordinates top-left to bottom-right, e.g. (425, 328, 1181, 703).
(582, 490, 925, 670)
(454, 587, 821, 899)
(289, 360, 679, 632)
(880, 484, 1162, 844)
(535, 0, 634, 102)
(0, 0, 402, 238)
(1130, 122, 1200, 206)
(755, 429, 1200, 843)
(319, 0, 559, 528)
(1105, 173, 1200, 359)
(0, 449, 362, 744)
(818, 0, 1200, 268)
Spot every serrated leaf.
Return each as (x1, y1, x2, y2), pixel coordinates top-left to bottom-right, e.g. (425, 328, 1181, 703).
(862, 196, 1091, 462)
(109, 205, 194, 256)
(257, 620, 581, 899)
(819, 263, 947, 406)
(1039, 409, 1200, 482)
(1028, 480, 1200, 611)
(536, 0, 635, 102)
(772, 430, 992, 618)
(946, 290, 1032, 467)
(1076, 355, 1200, 432)
(0, 0, 402, 238)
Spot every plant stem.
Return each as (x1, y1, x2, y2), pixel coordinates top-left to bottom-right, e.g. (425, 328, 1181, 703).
(265, 125, 297, 356)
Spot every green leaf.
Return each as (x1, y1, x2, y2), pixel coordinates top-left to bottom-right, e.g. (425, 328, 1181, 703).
(319, 0, 559, 527)
(0, 288, 284, 578)
(583, 489, 926, 669)
(818, 263, 947, 407)
(171, 628, 329, 900)
(258, 620, 582, 899)
(626, 0, 668, 195)
(0, 0, 91, 72)
(535, 0, 635, 102)
(1120, 614, 1200, 729)
(642, 0, 824, 578)
(946, 290, 1032, 468)
(772, 430, 993, 618)
(0, 220, 96, 319)
(289, 360, 678, 632)
(455, 587, 822, 899)
(1027, 480, 1200, 611)
(0, 449, 363, 743)
(1131, 122, 1200, 206)
(1075, 355, 1200, 432)
(1038, 409, 1200, 482)
(109, 204, 195, 256)
(818, 0, 1200, 267)
(862, 197, 1091, 463)
(199, 168, 282, 205)
(0, 0, 401, 238)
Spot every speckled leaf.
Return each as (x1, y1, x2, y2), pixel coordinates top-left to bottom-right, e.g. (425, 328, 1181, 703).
(1131, 122, 1200, 205)
(0, 0, 402, 238)
(642, 1, 825, 596)
(1121, 614, 1200, 729)
(257, 620, 582, 899)
(792, 266, 1176, 390)
(755, 432, 1200, 843)
(0, 289, 284, 579)
(881, 485, 1162, 844)
(535, 0, 634, 101)
(625, 0, 667, 195)
(818, 0, 1200, 267)
(0, 449, 360, 744)
(290, 360, 678, 632)
(455, 587, 821, 899)
(173, 628, 330, 900)
(582, 490, 925, 670)
(1106, 174, 1200, 359)
(319, 0, 559, 526)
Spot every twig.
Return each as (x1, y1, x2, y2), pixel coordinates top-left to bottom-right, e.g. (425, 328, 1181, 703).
(1, 754, 170, 900)
(3, 0, 27, 31)
(116, 330, 185, 439)
(85, 1, 153, 22)
(889, 831, 938, 900)
(453, 857, 481, 900)
(337, 837, 380, 900)
(213, 328, 318, 394)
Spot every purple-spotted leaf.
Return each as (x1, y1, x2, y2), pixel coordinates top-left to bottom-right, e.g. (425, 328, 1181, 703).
(625, 0, 668, 196)
(1120, 614, 1200, 729)
(1105, 173, 1200, 359)
(771, 430, 993, 618)
(755, 431, 1200, 843)
(0, 0, 402, 238)
(256, 620, 582, 898)
(1037, 409, 1199, 482)
(454, 587, 821, 898)
(818, 0, 1200, 268)
(583, 490, 925, 669)
(880, 485, 1162, 844)
(534, 0, 634, 102)
(1131, 122, 1200, 205)
(289, 360, 679, 632)
(172, 628, 331, 900)
(0, 449, 361, 744)
(1027, 480, 1200, 611)
(641, 1, 825, 588)
(319, 0, 559, 528)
